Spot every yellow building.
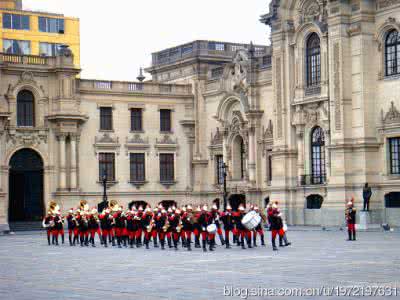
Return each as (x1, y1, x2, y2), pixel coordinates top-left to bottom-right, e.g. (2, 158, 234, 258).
(0, 0, 80, 66)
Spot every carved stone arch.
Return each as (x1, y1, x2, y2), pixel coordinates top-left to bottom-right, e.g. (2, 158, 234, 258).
(375, 17, 400, 52)
(215, 95, 248, 123)
(5, 145, 49, 168)
(291, 22, 324, 46)
(7, 72, 47, 101)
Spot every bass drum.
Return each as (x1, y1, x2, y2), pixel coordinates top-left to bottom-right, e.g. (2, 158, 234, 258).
(207, 224, 217, 234)
(241, 211, 261, 230)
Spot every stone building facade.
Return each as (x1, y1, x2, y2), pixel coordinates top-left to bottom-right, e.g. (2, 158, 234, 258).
(1, 0, 400, 231)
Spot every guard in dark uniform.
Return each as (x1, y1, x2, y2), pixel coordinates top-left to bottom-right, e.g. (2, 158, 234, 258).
(234, 206, 251, 249)
(169, 209, 182, 250)
(253, 206, 266, 247)
(155, 209, 168, 250)
(221, 205, 234, 248)
(42, 211, 54, 246)
(66, 209, 77, 246)
(142, 208, 154, 249)
(198, 205, 214, 252)
(99, 208, 113, 247)
(181, 205, 194, 251)
(211, 205, 225, 247)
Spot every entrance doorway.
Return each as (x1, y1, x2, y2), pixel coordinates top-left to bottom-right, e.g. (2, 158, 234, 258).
(228, 194, 246, 211)
(9, 149, 44, 222)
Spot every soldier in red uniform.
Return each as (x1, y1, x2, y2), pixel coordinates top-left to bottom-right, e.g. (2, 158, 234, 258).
(253, 206, 266, 247)
(155, 209, 168, 250)
(193, 206, 202, 248)
(346, 199, 357, 241)
(166, 207, 174, 248)
(88, 208, 101, 247)
(169, 209, 182, 250)
(152, 207, 160, 248)
(181, 205, 194, 251)
(234, 206, 252, 249)
(198, 205, 214, 252)
(267, 203, 290, 250)
(99, 208, 113, 247)
(42, 210, 54, 246)
(211, 204, 225, 247)
(221, 205, 234, 248)
(126, 208, 135, 248)
(76, 211, 89, 247)
(142, 208, 154, 249)
(113, 208, 126, 248)
(66, 209, 77, 246)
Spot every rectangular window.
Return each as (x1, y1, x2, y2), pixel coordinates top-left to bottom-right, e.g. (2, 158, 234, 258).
(39, 42, 62, 56)
(160, 153, 174, 182)
(389, 137, 400, 175)
(38, 17, 64, 33)
(3, 13, 30, 30)
(209, 42, 225, 51)
(99, 153, 115, 182)
(160, 109, 171, 132)
(3, 39, 30, 55)
(100, 107, 113, 131)
(130, 153, 145, 182)
(130, 108, 143, 131)
(216, 155, 224, 184)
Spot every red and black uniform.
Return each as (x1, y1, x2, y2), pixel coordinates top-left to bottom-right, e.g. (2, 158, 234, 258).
(193, 212, 202, 248)
(66, 214, 78, 246)
(155, 213, 168, 249)
(134, 212, 143, 247)
(53, 214, 64, 245)
(88, 215, 100, 247)
(168, 214, 181, 250)
(113, 212, 126, 248)
(346, 206, 357, 241)
(99, 212, 114, 247)
(126, 213, 136, 248)
(233, 211, 251, 249)
(77, 214, 89, 247)
(142, 213, 153, 249)
(211, 209, 225, 247)
(268, 208, 284, 250)
(221, 211, 234, 248)
(42, 214, 54, 245)
(198, 211, 214, 251)
(253, 212, 266, 246)
(181, 212, 194, 251)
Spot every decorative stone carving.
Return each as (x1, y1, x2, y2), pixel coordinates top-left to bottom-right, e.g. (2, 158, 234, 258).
(231, 50, 250, 94)
(156, 135, 177, 145)
(333, 43, 341, 131)
(211, 128, 223, 145)
(127, 134, 148, 144)
(93, 133, 120, 155)
(299, 0, 328, 25)
(378, 0, 400, 9)
(382, 102, 400, 125)
(95, 133, 119, 144)
(6, 129, 48, 147)
(276, 57, 283, 138)
(264, 120, 274, 139)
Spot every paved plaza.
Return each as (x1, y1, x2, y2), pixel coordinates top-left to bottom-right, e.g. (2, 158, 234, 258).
(0, 230, 399, 300)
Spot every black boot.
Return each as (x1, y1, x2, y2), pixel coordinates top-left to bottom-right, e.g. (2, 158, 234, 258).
(80, 236, 84, 247)
(61, 234, 65, 244)
(195, 236, 201, 248)
(352, 231, 356, 241)
(209, 240, 214, 251)
(261, 235, 265, 246)
(241, 237, 246, 249)
(55, 236, 59, 246)
(247, 237, 252, 248)
(154, 236, 159, 248)
(283, 234, 291, 246)
(85, 236, 89, 247)
(112, 237, 116, 247)
(136, 238, 140, 248)
(202, 239, 207, 252)
(130, 238, 134, 248)
(237, 236, 241, 247)
(145, 239, 150, 249)
(91, 237, 96, 247)
(103, 236, 108, 248)
(279, 236, 284, 247)
(174, 239, 178, 250)
(117, 237, 122, 248)
(167, 237, 173, 248)
(253, 234, 257, 247)
(47, 235, 51, 246)
(225, 233, 231, 248)
(272, 238, 278, 251)
(52, 235, 55, 245)
(69, 235, 73, 246)
(233, 235, 237, 244)
(160, 239, 165, 250)
(187, 239, 192, 251)
(219, 233, 225, 246)
(123, 237, 127, 248)
(347, 230, 352, 241)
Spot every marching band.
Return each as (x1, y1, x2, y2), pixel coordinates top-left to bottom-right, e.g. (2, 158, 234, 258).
(42, 199, 293, 252)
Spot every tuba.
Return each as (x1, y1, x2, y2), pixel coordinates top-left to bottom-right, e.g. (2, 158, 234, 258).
(163, 218, 170, 232)
(147, 219, 155, 233)
(176, 219, 183, 233)
(109, 200, 119, 212)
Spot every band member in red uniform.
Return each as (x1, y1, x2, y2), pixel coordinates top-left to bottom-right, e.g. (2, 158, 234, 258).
(142, 208, 154, 249)
(152, 207, 159, 248)
(126, 208, 134, 248)
(99, 208, 113, 247)
(198, 205, 214, 252)
(234, 205, 251, 249)
(211, 204, 225, 247)
(268, 203, 287, 251)
(42, 210, 54, 246)
(193, 206, 202, 248)
(221, 205, 234, 248)
(166, 207, 173, 248)
(155, 209, 168, 250)
(113, 208, 126, 248)
(253, 206, 266, 247)
(52, 211, 64, 245)
(88, 208, 101, 247)
(169, 209, 182, 250)
(181, 205, 195, 251)
(346, 199, 357, 241)
(76, 210, 89, 247)
(66, 209, 77, 246)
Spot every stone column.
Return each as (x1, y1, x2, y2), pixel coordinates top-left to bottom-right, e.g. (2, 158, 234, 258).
(70, 135, 77, 190)
(296, 127, 305, 183)
(248, 127, 256, 183)
(58, 134, 67, 190)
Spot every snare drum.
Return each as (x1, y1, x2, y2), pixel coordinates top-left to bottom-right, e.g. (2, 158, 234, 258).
(241, 211, 261, 230)
(207, 224, 217, 234)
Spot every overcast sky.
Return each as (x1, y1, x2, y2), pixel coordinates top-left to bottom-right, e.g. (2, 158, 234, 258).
(23, 0, 271, 81)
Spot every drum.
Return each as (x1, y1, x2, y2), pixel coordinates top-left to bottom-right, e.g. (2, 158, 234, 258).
(207, 224, 217, 234)
(241, 211, 261, 230)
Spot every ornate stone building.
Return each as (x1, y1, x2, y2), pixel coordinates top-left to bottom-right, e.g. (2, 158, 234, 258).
(1, 0, 400, 231)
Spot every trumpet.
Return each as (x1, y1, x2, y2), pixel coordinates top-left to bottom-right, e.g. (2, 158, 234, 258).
(176, 219, 183, 233)
(147, 219, 155, 233)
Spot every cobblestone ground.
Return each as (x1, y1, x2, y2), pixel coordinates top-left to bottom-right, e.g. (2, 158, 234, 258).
(0, 230, 399, 300)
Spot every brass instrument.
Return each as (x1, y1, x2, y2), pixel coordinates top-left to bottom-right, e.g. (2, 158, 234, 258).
(147, 219, 155, 233)
(109, 200, 119, 212)
(163, 218, 170, 232)
(176, 219, 183, 233)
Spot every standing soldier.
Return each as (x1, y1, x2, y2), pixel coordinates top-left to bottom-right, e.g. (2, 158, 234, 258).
(66, 209, 77, 246)
(99, 208, 113, 247)
(198, 205, 213, 252)
(346, 199, 357, 241)
(193, 206, 202, 248)
(182, 205, 194, 251)
(88, 208, 100, 247)
(169, 209, 182, 250)
(42, 209, 54, 246)
(253, 206, 266, 247)
(114, 207, 126, 248)
(221, 205, 234, 248)
(76, 210, 89, 247)
(234, 205, 251, 249)
(156, 209, 168, 250)
(142, 208, 154, 249)
(166, 207, 174, 248)
(211, 204, 225, 247)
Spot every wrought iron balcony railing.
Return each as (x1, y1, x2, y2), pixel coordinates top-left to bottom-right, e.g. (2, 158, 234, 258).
(300, 174, 326, 186)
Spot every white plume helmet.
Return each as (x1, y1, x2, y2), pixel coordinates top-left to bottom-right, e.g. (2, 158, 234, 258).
(212, 204, 218, 210)
(171, 206, 176, 211)
(138, 206, 144, 211)
(187, 205, 193, 210)
(153, 207, 158, 212)
(182, 207, 187, 212)
(202, 205, 208, 211)
(91, 208, 98, 214)
(238, 206, 245, 211)
(347, 201, 353, 206)
(175, 209, 181, 214)
(68, 209, 74, 214)
(167, 207, 173, 213)
(226, 205, 232, 210)
(161, 209, 167, 214)
(272, 203, 278, 209)
(195, 206, 201, 212)
(254, 206, 259, 211)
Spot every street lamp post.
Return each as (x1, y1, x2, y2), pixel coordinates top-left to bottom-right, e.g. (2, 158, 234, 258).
(222, 163, 228, 211)
(98, 171, 108, 212)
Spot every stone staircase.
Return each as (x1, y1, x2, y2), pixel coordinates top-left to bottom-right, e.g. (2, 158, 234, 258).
(9, 222, 44, 232)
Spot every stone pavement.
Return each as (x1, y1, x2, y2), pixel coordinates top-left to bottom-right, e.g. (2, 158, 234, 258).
(0, 230, 399, 300)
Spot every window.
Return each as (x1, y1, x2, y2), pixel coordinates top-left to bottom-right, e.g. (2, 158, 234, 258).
(100, 107, 113, 131)
(3, 13, 30, 30)
(38, 17, 64, 33)
(311, 127, 326, 184)
(3, 39, 30, 55)
(99, 153, 115, 182)
(216, 155, 224, 184)
(160, 109, 171, 132)
(240, 138, 246, 179)
(306, 33, 321, 87)
(209, 42, 225, 51)
(389, 137, 400, 174)
(160, 153, 174, 182)
(385, 30, 400, 77)
(39, 42, 62, 56)
(17, 90, 35, 127)
(130, 153, 145, 182)
(130, 108, 143, 131)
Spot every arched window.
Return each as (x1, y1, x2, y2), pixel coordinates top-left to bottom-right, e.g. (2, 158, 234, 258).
(17, 90, 35, 127)
(306, 33, 321, 87)
(385, 30, 400, 76)
(311, 127, 326, 184)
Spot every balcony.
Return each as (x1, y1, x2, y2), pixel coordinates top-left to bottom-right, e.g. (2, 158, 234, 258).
(77, 79, 192, 96)
(0, 53, 49, 65)
(300, 174, 326, 186)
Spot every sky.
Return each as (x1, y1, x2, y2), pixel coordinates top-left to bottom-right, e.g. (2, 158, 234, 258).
(23, 0, 271, 81)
